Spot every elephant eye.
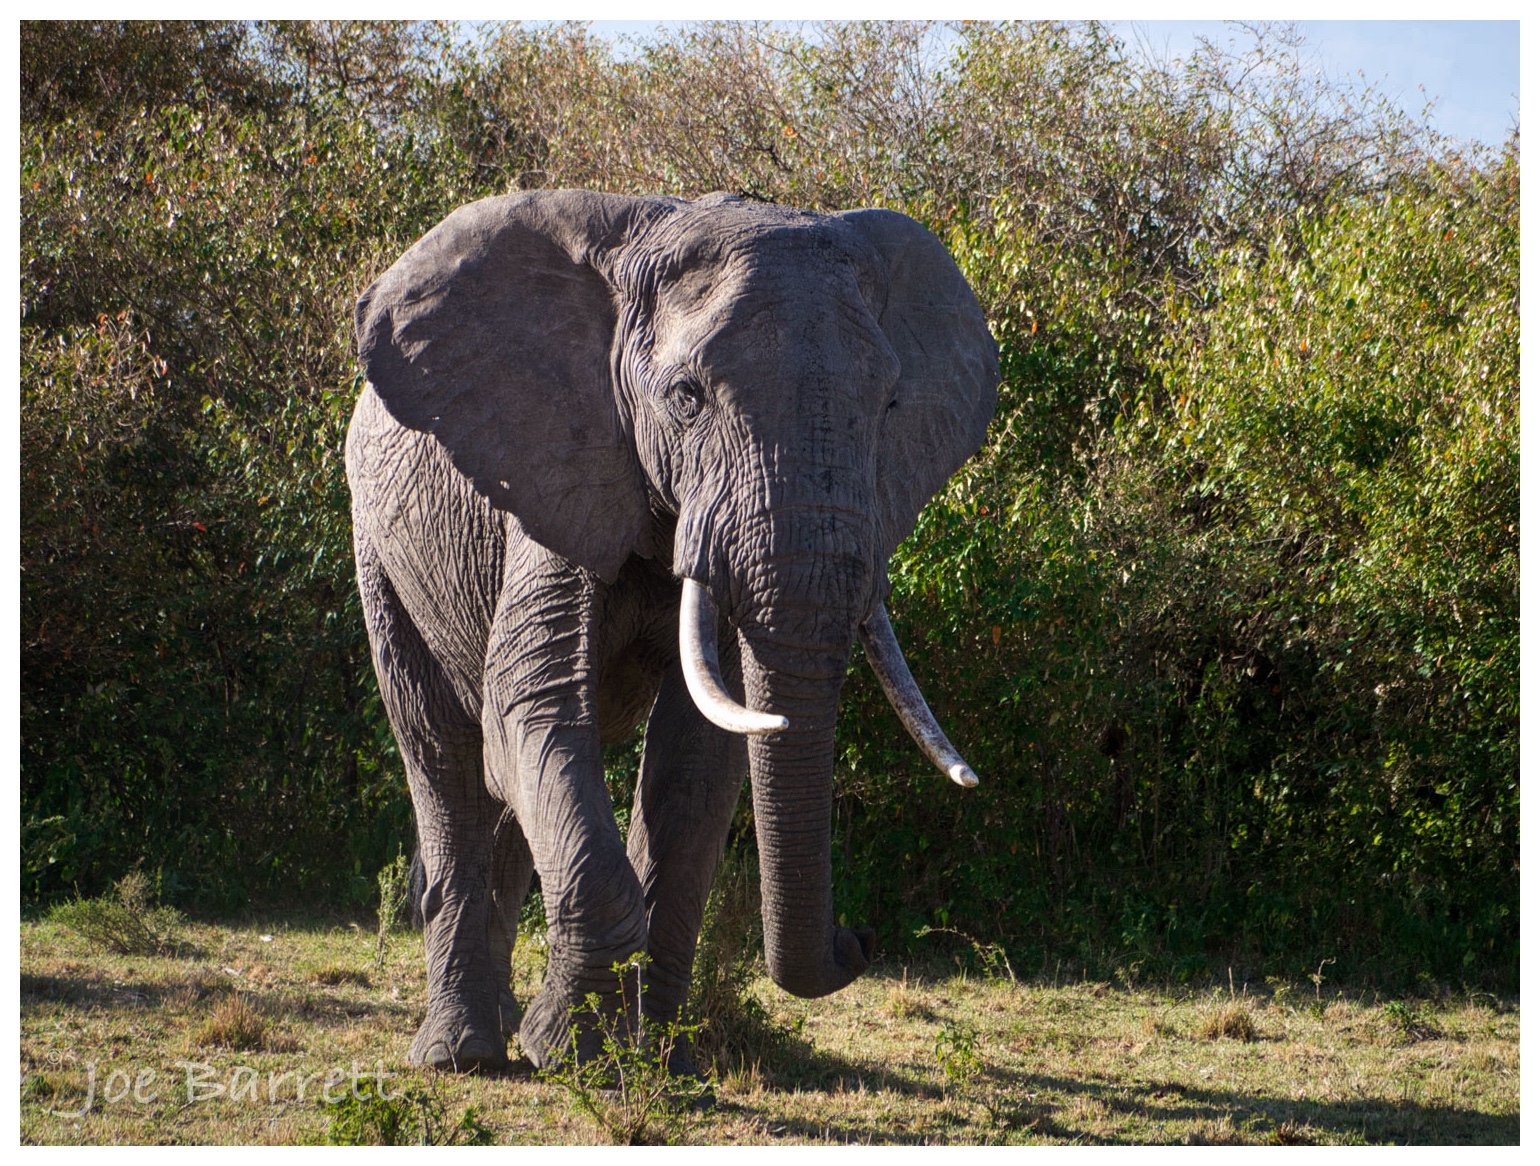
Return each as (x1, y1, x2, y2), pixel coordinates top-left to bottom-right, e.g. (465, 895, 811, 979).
(664, 379, 706, 424)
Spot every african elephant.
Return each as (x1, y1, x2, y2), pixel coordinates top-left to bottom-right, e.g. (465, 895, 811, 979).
(346, 189, 996, 1073)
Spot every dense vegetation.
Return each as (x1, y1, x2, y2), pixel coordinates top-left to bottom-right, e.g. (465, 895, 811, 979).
(21, 21, 1518, 989)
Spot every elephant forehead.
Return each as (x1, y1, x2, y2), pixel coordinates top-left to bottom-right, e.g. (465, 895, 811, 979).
(655, 248, 897, 390)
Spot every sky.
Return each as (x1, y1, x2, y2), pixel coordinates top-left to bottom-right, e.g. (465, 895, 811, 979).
(1125, 21, 1518, 147)
(580, 18, 1519, 149)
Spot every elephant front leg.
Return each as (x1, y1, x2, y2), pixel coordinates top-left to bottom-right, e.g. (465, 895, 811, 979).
(482, 547, 648, 1070)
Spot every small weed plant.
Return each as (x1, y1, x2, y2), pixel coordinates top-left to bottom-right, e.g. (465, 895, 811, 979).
(915, 924, 1017, 984)
(48, 870, 184, 956)
(1382, 1000, 1442, 1042)
(934, 1020, 983, 1090)
(540, 954, 711, 1145)
(1306, 958, 1337, 1019)
(320, 1078, 493, 1146)
(375, 852, 412, 969)
(933, 1018, 1028, 1129)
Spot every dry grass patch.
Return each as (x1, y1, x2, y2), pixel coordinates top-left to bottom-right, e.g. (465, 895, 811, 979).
(195, 993, 268, 1051)
(1197, 1002, 1260, 1042)
(884, 970, 929, 1020)
(1273, 1119, 1314, 1145)
(1184, 1114, 1243, 1144)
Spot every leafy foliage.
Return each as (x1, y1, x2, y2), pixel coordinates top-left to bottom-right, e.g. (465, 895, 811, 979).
(48, 870, 185, 956)
(539, 954, 711, 1146)
(19, 20, 1517, 989)
(320, 1078, 494, 1146)
(21, 26, 469, 909)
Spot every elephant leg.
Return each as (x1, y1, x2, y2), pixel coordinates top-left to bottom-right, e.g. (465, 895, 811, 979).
(627, 649, 749, 1070)
(356, 541, 508, 1072)
(488, 807, 534, 1037)
(481, 544, 647, 1070)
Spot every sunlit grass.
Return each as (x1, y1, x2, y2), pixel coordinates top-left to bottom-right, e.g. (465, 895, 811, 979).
(20, 917, 1519, 1145)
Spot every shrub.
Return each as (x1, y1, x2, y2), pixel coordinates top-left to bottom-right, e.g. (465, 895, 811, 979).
(540, 955, 710, 1146)
(48, 870, 184, 956)
(321, 1078, 493, 1146)
(20, 18, 1518, 992)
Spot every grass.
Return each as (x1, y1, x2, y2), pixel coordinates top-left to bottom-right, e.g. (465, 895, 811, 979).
(195, 994, 270, 1052)
(19, 915, 1519, 1145)
(1196, 1001, 1260, 1042)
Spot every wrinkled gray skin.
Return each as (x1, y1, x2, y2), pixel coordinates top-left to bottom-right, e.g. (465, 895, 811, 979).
(346, 190, 996, 1072)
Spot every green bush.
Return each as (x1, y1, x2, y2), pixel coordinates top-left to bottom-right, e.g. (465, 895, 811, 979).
(19, 20, 1517, 990)
(320, 1079, 494, 1146)
(49, 870, 185, 956)
(540, 955, 711, 1146)
(20, 24, 477, 908)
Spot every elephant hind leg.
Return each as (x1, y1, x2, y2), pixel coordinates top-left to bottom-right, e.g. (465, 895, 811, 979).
(489, 808, 535, 1038)
(356, 539, 508, 1072)
(627, 655, 748, 1067)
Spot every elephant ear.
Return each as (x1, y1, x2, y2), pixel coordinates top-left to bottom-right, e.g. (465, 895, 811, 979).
(838, 209, 999, 562)
(356, 190, 666, 583)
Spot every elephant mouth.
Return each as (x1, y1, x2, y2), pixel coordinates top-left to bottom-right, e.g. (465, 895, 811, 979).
(677, 576, 979, 787)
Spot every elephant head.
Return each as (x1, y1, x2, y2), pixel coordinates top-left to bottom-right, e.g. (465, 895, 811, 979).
(356, 190, 996, 1000)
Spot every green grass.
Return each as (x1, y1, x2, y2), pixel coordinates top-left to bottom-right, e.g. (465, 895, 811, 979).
(19, 917, 1518, 1144)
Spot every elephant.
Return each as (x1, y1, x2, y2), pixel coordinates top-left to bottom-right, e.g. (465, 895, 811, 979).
(345, 188, 997, 1074)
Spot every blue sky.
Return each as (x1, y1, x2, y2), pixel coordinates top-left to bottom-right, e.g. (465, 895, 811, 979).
(1125, 21, 1518, 147)
(582, 19, 1519, 148)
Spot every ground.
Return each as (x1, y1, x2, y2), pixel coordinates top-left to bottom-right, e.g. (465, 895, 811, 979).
(19, 915, 1519, 1145)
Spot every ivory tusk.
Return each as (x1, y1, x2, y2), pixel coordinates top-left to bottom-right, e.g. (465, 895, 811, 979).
(859, 604, 980, 787)
(679, 578, 790, 736)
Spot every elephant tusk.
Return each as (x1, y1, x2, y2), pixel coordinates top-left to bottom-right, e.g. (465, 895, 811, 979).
(679, 578, 790, 736)
(859, 604, 980, 787)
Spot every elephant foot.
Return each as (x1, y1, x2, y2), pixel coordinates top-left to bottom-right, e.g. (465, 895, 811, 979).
(518, 985, 594, 1071)
(408, 1012, 509, 1073)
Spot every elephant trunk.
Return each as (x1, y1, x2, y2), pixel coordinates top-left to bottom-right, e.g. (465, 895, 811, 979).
(679, 489, 880, 997)
(738, 626, 875, 998)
